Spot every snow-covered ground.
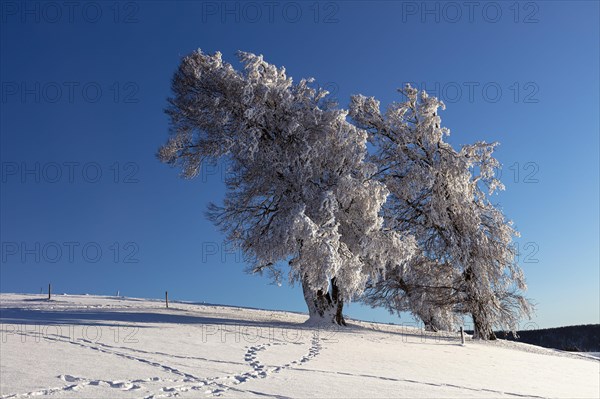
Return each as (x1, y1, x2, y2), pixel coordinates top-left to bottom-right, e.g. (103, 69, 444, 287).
(0, 294, 598, 398)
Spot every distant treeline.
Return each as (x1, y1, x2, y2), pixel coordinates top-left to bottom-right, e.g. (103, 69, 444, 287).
(494, 324, 600, 352)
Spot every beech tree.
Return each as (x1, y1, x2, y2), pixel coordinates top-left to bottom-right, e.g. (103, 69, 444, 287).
(350, 85, 532, 339)
(158, 50, 415, 325)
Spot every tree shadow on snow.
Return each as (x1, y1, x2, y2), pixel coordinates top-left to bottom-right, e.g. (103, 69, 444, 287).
(0, 307, 308, 331)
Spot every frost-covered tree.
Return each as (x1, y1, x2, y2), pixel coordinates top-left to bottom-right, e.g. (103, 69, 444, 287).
(158, 50, 415, 325)
(363, 254, 462, 332)
(351, 85, 532, 339)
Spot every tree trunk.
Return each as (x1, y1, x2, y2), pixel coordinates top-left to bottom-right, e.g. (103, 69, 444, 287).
(421, 315, 440, 332)
(398, 278, 444, 332)
(472, 312, 497, 340)
(301, 275, 346, 326)
(464, 267, 496, 340)
(330, 278, 346, 326)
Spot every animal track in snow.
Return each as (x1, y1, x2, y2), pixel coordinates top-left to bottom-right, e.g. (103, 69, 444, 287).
(134, 330, 325, 397)
(3, 329, 324, 398)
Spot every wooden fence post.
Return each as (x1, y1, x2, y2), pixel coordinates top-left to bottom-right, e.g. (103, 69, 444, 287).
(48, 283, 51, 300)
(165, 291, 169, 308)
(460, 326, 465, 345)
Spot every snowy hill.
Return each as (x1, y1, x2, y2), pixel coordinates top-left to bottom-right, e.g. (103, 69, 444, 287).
(1, 294, 598, 398)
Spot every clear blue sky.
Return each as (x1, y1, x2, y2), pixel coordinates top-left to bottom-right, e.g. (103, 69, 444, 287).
(1, 1, 598, 329)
